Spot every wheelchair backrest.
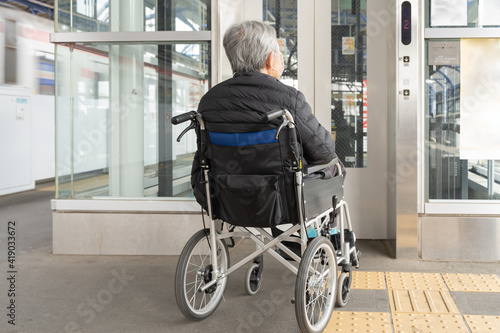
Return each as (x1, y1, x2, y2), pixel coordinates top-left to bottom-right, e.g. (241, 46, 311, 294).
(198, 113, 302, 228)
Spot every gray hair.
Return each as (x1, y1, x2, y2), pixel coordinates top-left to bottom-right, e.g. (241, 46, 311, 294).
(223, 20, 280, 74)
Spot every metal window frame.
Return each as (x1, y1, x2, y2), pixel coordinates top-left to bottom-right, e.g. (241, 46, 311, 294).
(51, 198, 200, 213)
(50, 31, 211, 44)
(424, 27, 500, 39)
(423, 25, 500, 214)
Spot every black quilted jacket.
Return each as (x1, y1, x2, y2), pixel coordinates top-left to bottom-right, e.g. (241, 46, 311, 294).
(197, 71, 336, 162)
(190, 71, 338, 210)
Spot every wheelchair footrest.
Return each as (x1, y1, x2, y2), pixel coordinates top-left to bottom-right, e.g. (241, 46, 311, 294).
(330, 229, 356, 251)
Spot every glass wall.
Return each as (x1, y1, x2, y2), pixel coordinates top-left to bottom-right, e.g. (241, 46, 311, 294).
(425, 1, 500, 201)
(55, 42, 209, 199)
(331, 0, 367, 168)
(56, 0, 210, 32)
(54, 0, 211, 199)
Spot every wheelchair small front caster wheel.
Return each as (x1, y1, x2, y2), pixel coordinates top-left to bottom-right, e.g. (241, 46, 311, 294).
(245, 263, 262, 295)
(336, 271, 351, 307)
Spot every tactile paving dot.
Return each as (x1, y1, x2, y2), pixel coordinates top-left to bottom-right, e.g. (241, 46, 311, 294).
(392, 313, 469, 333)
(350, 271, 386, 290)
(325, 311, 392, 332)
(442, 273, 500, 292)
(386, 272, 447, 291)
(464, 315, 500, 332)
(389, 289, 459, 314)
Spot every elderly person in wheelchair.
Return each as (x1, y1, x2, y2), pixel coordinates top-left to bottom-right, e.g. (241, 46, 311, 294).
(172, 20, 359, 333)
(191, 20, 345, 209)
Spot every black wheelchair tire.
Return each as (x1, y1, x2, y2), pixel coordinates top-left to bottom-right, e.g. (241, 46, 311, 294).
(294, 236, 337, 333)
(175, 229, 230, 321)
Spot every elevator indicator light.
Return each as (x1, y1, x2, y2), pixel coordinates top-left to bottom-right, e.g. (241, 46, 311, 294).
(402, 1, 411, 45)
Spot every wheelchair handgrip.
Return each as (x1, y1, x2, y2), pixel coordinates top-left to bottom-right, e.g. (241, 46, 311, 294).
(262, 109, 286, 122)
(171, 111, 197, 125)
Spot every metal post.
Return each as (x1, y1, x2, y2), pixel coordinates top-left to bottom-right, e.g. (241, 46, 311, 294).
(120, 0, 145, 196)
(275, 0, 281, 37)
(487, 160, 494, 199)
(158, 0, 174, 197)
(355, 0, 363, 167)
(69, 45, 74, 197)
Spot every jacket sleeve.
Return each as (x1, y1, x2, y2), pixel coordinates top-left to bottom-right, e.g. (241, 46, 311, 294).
(293, 91, 336, 165)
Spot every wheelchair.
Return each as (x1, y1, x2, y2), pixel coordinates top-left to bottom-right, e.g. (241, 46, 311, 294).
(172, 108, 360, 333)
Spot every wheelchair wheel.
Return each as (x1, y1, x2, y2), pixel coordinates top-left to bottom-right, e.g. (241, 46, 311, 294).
(245, 263, 262, 295)
(336, 271, 351, 307)
(294, 237, 337, 333)
(175, 229, 229, 321)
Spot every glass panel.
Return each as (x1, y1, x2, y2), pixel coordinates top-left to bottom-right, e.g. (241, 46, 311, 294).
(430, 0, 467, 27)
(331, 0, 367, 168)
(55, 42, 210, 199)
(56, 0, 210, 32)
(36, 51, 56, 95)
(480, 0, 500, 26)
(263, 0, 298, 88)
(428, 0, 500, 28)
(4, 20, 17, 84)
(425, 40, 500, 200)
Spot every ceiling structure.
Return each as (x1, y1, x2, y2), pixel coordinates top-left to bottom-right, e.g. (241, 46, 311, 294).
(0, 0, 55, 19)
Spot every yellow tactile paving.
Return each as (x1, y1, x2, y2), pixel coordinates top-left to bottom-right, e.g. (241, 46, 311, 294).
(386, 272, 447, 291)
(350, 271, 386, 290)
(464, 315, 500, 333)
(388, 289, 460, 314)
(392, 313, 469, 333)
(442, 273, 500, 292)
(325, 311, 392, 333)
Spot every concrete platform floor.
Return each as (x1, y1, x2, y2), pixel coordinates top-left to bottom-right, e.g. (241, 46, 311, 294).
(0, 183, 499, 333)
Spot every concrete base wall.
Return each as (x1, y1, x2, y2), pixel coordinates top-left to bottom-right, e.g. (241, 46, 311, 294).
(53, 212, 203, 255)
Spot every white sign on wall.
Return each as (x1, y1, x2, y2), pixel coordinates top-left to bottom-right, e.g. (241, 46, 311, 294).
(460, 39, 500, 160)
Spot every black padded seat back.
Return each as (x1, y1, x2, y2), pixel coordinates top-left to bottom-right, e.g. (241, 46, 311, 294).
(199, 118, 301, 228)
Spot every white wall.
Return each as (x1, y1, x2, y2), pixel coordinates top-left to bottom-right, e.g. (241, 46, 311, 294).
(32, 95, 55, 180)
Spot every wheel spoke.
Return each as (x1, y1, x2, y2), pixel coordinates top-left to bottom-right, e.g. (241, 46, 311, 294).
(308, 292, 317, 325)
(176, 230, 229, 320)
(200, 291, 207, 310)
(186, 283, 196, 296)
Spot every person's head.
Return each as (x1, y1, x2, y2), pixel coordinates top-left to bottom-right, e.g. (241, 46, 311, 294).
(223, 20, 283, 79)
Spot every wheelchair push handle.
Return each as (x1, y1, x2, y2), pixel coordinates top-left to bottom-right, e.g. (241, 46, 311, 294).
(261, 109, 286, 122)
(171, 111, 198, 125)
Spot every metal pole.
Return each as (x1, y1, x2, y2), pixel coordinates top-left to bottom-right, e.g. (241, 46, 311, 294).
(158, 0, 174, 197)
(276, 0, 281, 37)
(487, 160, 494, 199)
(355, 0, 363, 167)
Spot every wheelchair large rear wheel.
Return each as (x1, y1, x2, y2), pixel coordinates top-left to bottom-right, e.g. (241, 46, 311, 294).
(294, 236, 337, 333)
(175, 229, 229, 320)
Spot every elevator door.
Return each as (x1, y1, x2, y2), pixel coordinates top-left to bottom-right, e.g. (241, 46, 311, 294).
(296, 0, 389, 239)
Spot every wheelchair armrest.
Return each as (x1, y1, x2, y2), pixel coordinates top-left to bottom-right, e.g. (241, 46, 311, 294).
(303, 158, 339, 176)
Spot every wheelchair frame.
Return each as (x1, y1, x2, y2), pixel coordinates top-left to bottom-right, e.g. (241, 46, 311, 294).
(173, 109, 359, 333)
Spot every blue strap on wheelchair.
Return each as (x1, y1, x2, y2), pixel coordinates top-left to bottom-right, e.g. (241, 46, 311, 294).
(208, 129, 278, 147)
(307, 226, 338, 238)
